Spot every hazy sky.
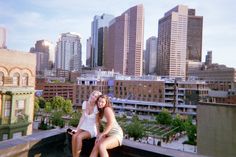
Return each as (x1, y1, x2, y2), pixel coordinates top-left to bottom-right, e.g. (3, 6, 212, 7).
(0, 0, 235, 67)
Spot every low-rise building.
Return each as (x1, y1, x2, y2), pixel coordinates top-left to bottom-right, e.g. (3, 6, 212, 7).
(0, 49, 36, 141)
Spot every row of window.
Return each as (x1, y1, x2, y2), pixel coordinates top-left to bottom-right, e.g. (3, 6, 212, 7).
(0, 72, 29, 86)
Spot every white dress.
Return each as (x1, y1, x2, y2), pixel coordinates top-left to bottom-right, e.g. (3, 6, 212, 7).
(79, 101, 98, 138)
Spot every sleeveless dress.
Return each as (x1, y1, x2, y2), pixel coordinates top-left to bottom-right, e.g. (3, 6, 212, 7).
(79, 101, 98, 138)
(103, 117, 123, 145)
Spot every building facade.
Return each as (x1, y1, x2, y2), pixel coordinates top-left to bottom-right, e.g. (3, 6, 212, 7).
(30, 40, 54, 75)
(157, 5, 188, 79)
(197, 102, 236, 157)
(91, 14, 114, 67)
(186, 9, 203, 61)
(0, 49, 36, 141)
(145, 36, 158, 74)
(55, 32, 82, 72)
(105, 4, 144, 76)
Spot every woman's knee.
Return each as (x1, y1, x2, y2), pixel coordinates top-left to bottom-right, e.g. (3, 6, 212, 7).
(98, 142, 106, 152)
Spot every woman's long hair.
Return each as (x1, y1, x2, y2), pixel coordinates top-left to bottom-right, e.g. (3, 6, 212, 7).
(96, 95, 112, 119)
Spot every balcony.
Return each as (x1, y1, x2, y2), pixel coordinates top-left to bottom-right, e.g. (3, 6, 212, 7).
(0, 128, 207, 157)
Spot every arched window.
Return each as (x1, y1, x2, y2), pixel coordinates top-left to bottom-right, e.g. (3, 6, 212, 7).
(0, 72, 3, 86)
(22, 73, 29, 86)
(13, 73, 20, 86)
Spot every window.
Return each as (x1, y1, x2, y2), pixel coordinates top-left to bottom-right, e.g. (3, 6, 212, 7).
(4, 101, 11, 117)
(22, 73, 28, 86)
(15, 100, 25, 116)
(0, 72, 3, 86)
(13, 73, 20, 86)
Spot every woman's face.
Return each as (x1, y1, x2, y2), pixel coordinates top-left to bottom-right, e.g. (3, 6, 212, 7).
(90, 92, 100, 102)
(97, 98, 106, 109)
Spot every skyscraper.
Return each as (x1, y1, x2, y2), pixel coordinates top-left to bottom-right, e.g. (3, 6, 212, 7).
(105, 4, 144, 76)
(187, 9, 203, 61)
(30, 40, 54, 75)
(55, 32, 82, 71)
(157, 5, 188, 80)
(86, 37, 92, 67)
(205, 50, 212, 66)
(91, 14, 114, 67)
(0, 27, 6, 49)
(145, 36, 158, 74)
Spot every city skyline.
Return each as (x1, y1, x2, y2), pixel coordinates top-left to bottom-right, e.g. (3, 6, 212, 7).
(0, 0, 235, 68)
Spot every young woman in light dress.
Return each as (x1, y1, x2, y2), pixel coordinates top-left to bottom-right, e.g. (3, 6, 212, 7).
(70, 90, 102, 157)
(90, 95, 123, 157)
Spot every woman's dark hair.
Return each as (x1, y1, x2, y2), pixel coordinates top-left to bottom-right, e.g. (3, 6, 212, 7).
(96, 95, 112, 119)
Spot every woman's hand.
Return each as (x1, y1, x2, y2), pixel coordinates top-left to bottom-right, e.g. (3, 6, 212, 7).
(96, 133, 105, 143)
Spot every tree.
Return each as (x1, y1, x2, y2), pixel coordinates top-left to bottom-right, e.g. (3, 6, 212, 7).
(183, 118, 197, 145)
(69, 111, 82, 127)
(50, 111, 65, 128)
(51, 96, 65, 111)
(63, 99, 73, 114)
(37, 97, 46, 108)
(156, 108, 172, 125)
(171, 114, 185, 132)
(126, 120, 145, 140)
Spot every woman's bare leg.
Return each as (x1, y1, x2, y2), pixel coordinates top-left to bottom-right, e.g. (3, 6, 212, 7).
(75, 131, 91, 157)
(89, 141, 100, 157)
(72, 130, 82, 157)
(98, 136, 119, 157)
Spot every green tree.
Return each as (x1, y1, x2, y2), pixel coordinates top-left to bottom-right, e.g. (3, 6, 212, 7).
(127, 120, 145, 140)
(45, 102, 52, 113)
(50, 111, 65, 128)
(63, 99, 73, 114)
(171, 114, 185, 132)
(69, 111, 82, 127)
(37, 97, 46, 108)
(156, 108, 172, 125)
(51, 96, 65, 111)
(183, 118, 197, 145)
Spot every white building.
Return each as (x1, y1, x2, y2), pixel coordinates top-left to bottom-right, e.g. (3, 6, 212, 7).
(55, 32, 82, 71)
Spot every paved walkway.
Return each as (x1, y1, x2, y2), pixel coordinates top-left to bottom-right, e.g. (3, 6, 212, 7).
(161, 135, 197, 153)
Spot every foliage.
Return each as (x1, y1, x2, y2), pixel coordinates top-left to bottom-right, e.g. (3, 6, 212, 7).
(156, 108, 172, 125)
(126, 117, 145, 140)
(171, 114, 185, 132)
(50, 96, 73, 114)
(182, 117, 197, 145)
(35, 97, 46, 108)
(63, 99, 73, 114)
(69, 111, 82, 127)
(45, 102, 52, 113)
(50, 111, 65, 128)
(34, 99, 40, 113)
(16, 113, 29, 123)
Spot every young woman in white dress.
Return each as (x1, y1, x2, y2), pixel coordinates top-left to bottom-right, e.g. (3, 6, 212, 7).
(70, 90, 102, 157)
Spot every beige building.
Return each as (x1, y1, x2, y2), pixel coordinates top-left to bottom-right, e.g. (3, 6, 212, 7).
(197, 102, 236, 157)
(189, 66, 236, 90)
(0, 49, 36, 141)
(157, 5, 188, 80)
(105, 4, 144, 76)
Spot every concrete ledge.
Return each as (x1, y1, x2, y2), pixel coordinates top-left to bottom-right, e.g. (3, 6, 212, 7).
(0, 129, 208, 157)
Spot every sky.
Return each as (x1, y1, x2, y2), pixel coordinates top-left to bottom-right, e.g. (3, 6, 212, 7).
(0, 0, 235, 67)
